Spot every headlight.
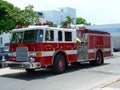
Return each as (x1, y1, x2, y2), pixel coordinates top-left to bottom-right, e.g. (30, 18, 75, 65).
(29, 57, 35, 62)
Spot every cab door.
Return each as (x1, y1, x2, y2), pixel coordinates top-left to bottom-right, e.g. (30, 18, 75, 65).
(42, 29, 56, 66)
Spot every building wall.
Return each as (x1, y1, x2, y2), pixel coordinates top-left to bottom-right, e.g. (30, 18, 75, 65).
(43, 10, 61, 25)
(60, 7, 76, 24)
(39, 7, 76, 26)
(0, 33, 10, 46)
(111, 36, 120, 49)
(86, 23, 120, 33)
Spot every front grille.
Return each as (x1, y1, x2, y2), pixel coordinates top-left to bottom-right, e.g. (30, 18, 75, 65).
(16, 47, 28, 61)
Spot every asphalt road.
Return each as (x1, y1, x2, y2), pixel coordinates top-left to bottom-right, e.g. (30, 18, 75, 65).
(0, 53, 120, 90)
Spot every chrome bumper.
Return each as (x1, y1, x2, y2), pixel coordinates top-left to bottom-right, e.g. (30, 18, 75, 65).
(3, 61, 41, 69)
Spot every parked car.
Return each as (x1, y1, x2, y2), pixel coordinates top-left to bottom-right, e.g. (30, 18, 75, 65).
(4, 43, 10, 46)
(113, 48, 119, 52)
(0, 46, 9, 67)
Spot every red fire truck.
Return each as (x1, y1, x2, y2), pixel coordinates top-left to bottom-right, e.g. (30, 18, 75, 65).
(4, 26, 111, 73)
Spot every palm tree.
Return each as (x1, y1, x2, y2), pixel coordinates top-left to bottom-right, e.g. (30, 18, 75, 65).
(76, 17, 91, 25)
(61, 21, 68, 28)
(66, 15, 74, 28)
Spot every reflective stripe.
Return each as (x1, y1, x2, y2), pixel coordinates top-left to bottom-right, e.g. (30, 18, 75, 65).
(65, 50, 77, 54)
(104, 48, 111, 52)
(42, 51, 54, 56)
(88, 48, 111, 53)
(36, 48, 110, 57)
(88, 49, 95, 53)
(29, 48, 110, 57)
(41, 50, 77, 57)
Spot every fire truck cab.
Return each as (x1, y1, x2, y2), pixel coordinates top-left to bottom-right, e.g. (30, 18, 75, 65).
(4, 26, 111, 73)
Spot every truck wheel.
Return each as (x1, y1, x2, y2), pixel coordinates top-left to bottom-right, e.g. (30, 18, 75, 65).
(25, 69, 35, 73)
(90, 51, 103, 65)
(53, 54, 66, 74)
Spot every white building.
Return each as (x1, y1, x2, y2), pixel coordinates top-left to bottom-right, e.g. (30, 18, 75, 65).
(41, 10, 61, 25)
(0, 33, 10, 46)
(59, 7, 76, 24)
(39, 7, 76, 26)
(86, 23, 120, 35)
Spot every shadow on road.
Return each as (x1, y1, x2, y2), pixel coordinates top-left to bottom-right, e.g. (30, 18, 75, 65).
(0, 62, 110, 81)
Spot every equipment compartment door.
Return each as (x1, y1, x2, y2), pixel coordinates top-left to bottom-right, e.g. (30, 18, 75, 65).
(77, 33, 88, 61)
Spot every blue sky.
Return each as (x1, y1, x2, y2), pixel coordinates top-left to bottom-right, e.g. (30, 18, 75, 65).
(5, 0, 120, 25)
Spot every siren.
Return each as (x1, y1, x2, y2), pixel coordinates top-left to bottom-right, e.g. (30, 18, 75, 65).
(36, 21, 49, 26)
(15, 25, 22, 29)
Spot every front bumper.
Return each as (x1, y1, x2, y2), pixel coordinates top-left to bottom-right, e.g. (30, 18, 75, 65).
(3, 61, 41, 69)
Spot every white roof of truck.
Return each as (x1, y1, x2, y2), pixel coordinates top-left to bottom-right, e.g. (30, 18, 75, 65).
(12, 26, 76, 32)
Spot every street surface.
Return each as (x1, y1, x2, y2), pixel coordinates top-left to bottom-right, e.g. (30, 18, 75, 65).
(0, 53, 120, 90)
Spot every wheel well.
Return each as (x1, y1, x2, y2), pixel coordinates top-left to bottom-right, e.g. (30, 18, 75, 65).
(53, 51, 68, 64)
(97, 49, 103, 56)
(96, 49, 104, 60)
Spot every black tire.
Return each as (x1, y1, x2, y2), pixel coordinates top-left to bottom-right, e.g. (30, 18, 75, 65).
(25, 69, 35, 73)
(90, 51, 104, 65)
(52, 54, 66, 74)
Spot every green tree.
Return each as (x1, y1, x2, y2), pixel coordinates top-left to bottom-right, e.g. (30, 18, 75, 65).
(22, 5, 39, 26)
(13, 5, 39, 27)
(61, 15, 74, 28)
(0, 0, 15, 32)
(61, 21, 68, 28)
(0, 0, 39, 32)
(76, 17, 91, 25)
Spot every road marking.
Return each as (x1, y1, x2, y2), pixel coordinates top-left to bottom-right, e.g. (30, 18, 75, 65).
(92, 77, 120, 90)
(100, 78, 120, 88)
(101, 87, 120, 90)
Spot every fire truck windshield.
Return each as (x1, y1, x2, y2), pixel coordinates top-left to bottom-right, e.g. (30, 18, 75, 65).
(10, 32, 23, 44)
(10, 29, 44, 44)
